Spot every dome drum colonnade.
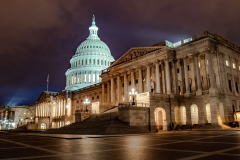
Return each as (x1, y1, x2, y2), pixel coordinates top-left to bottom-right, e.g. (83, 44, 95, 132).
(65, 15, 115, 91)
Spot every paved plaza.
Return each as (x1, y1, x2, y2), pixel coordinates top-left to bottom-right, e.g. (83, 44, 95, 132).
(1, 130, 240, 160)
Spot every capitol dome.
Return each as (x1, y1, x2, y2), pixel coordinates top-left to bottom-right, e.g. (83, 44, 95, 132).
(65, 15, 115, 91)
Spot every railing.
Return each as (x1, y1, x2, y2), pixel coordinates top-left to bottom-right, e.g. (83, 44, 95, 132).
(118, 102, 150, 108)
(75, 110, 96, 114)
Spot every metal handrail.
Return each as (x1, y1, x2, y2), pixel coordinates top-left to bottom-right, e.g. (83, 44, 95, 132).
(118, 102, 150, 108)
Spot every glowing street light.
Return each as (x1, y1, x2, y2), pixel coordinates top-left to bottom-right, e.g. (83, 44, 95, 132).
(83, 98, 90, 113)
(129, 88, 137, 105)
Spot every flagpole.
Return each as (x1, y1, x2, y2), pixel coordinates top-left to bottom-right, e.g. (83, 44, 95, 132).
(47, 74, 49, 92)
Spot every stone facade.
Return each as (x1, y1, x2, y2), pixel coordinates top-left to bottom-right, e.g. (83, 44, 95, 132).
(31, 31, 240, 131)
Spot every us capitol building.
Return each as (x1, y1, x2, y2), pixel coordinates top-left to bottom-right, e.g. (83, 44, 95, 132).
(25, 16, 240, 131)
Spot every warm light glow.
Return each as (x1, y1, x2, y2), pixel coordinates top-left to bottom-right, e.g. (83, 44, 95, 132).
(233, 63, 236, 69)
(226, 60, 229, 66)
(199, 62, 200, 67)
(66, 105, 69, 108)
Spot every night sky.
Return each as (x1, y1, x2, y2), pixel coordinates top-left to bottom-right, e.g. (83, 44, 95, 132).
(1, 0, 240, 106)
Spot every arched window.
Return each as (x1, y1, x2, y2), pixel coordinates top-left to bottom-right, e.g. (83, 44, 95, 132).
(41, 123, 46, 130)
(89, 59, 91, 65)
(85, 59, 87, 65)
(101, 60, 103, 65)
(191, 104, 199, 125)
(97, 59, 99, 65)
(180, 106, 187, 125)
(93, 59, 95, 65)
(206, 103, 211, 123)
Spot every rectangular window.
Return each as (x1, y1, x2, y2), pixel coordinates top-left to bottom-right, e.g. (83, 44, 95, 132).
(136, 79, 138, 84)
(187, 65, 190, 70)
(199, 62, 201, 68)
(226, 60, 229, 66)
(129, 81, 131, 85)
(84, 74, 86, 83)
(97, 74, 99, 81)
(93, 74, 95, 82)
(89, 74, 91, 82)
(239, 66, 240, 71)
(74, 77, 76, 84)
(177, 68, 179, 73)
(229, 80, 232, 92)
(233, 63, 236, 69)
(206, 60, 208, 65)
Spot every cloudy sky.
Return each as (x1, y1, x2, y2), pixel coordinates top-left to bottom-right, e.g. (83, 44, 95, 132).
(0, 0, 239, 105)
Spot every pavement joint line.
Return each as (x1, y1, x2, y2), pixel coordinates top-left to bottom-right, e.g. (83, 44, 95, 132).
(188, 140, 240, 145)
(0, 147, 28, 150)
(177, 145, 240, 160)
(1, 147, 134, 160)
(0, 138, 66, 156)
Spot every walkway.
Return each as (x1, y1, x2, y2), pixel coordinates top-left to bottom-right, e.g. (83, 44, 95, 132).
(1, 130, 240, 159)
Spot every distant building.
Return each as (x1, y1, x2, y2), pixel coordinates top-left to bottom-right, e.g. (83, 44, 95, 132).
(0, 105, 33, 130)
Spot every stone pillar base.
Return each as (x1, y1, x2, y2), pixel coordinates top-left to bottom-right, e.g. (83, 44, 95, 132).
(184, 92, 190, 98)
(209, 88, 218, 96)
(196, 89, 202, 96)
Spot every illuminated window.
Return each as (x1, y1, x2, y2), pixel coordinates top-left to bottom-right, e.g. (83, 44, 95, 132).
(74, 77, 76, 84)
(199, 62, 200, 68)
(206, 60, 208, 65)
(89, 74, 91, 83)
(233, 63, 236, 69)
(97, 74, 99, 81)
(93, 74, 95, 82)
(226, 60, 229, 66)
(239, 66, 240, 71)
(71, 76, 73, 85)
(84, 74, 86, 83)
(78, 77, 79, 84)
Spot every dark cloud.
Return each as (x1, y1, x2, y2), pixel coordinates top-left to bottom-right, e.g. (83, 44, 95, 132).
(0, 0, 240, 105)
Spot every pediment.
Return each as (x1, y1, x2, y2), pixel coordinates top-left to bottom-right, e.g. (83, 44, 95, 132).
(110, 47, 162, 68)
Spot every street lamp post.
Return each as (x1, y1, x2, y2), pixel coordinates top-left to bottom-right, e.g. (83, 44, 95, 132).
(129, 88, 137, 106)
(84, 98, 90, 113)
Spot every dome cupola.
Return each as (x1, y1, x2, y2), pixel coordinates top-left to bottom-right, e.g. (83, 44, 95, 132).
(65, 15, 115, 91)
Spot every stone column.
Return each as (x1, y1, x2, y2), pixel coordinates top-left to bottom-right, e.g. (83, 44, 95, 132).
(117, 74, 121, 103)
(107, 81, 110, 103)
(230, 57, 237, 96)
(195, 53, 202, 96)
(161, 62, 166, 94)
(111, 77, 115, 103)
(173, 59, 179, 95)
(165, 59, 172, 95)
(179, 59, 185, 95)
(124, 72, 128, 102)
(138, 66, 143, 93)
(131, 70, 135, 90)
(205, 49, 218, 95)
(155, 60, 161, 93)
(146, 64, 151, 92)
(102, 83, 105, 103)
(183, 57, 190, 97)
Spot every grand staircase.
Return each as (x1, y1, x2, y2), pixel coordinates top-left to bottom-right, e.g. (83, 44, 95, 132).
(44, 111, 148, 135)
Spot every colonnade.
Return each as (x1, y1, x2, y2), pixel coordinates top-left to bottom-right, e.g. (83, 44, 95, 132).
(66, 71, 101, 86)
(101, 50, 217, 103)
(36, 99, 72, 118)
(36, 102, 51, 118)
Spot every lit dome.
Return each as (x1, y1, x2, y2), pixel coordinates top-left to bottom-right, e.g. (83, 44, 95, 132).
(65, 15, 115, 91)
